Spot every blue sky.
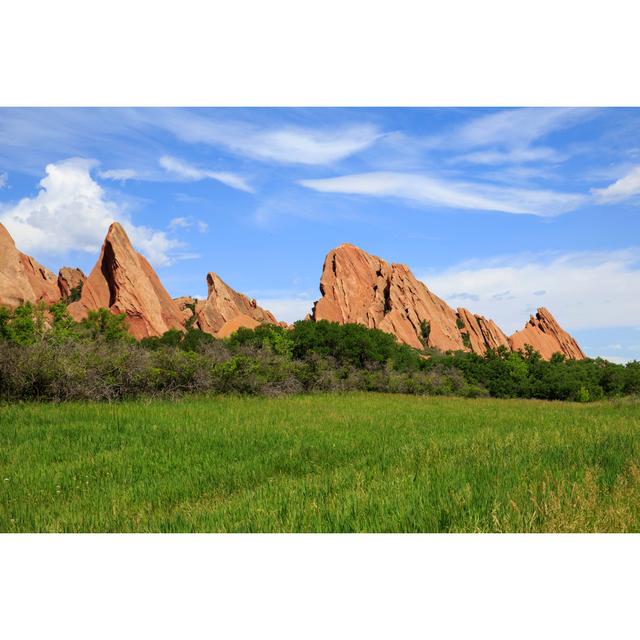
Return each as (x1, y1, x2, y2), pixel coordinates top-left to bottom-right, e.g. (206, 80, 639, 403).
(1, 107, 639, 362)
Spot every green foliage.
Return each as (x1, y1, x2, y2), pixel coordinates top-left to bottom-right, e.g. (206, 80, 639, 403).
(140, 327, 216, 352)
(461, 331, 471, 350)
(82, 308, 131, 342)
(456, 317, 465, 330)
(420, 320, 431, 346)
(183, 301, 197, 330)
(227, 324, 294, 358)
(6, 303, 38, 345)
(67, 282, 83, 303)
(0, 309, 639, 403)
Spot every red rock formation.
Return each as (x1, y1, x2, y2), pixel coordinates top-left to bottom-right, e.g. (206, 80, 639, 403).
(174, 296, 200, 324)
(67, 222, 185, 339)
(312, 244, 473, 352)
(0, 222, 61, 309)
(58, 267, 86, 299)
(456, 307, 510, 355)
(215, 313, 261, 338)
(195, 271, 277, 335)
(311, 244, 584, 360)
(509, 307, 585, 360)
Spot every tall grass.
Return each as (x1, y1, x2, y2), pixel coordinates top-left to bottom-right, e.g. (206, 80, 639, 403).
(1, 394, 639, 532)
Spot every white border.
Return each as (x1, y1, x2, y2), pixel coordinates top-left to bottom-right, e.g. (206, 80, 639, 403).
(1, 533, 638, 639)
(1, 0, 639, 106)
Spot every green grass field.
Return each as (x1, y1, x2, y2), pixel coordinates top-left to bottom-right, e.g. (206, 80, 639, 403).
(1, 393, 639, 532)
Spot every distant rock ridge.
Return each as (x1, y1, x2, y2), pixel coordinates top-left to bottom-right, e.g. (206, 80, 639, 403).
(67, 222, 185, 339)
(312, 243, 584, 360)
(0, 222, 62, 308)
(509, 307, 585, 360)
(0, 223, 586, 358)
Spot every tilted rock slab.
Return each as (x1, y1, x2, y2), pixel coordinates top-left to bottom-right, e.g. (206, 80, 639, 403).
(195, 272, 277, 336)
(509, 307, 585, 360)
(456, 307, 510, 354)
(311, 244, 583, 359)
(68, 222, 185, 339)
(0, 222, 61, 309)
(312, 243, 500, 353)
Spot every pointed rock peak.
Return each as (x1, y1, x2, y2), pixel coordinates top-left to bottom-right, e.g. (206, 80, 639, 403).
(0, 222, 16, 248)
(510, 307, 585, 360)
(106, 221, 128, 240)
(67, 223, 184, 339)
(195, 271, 278, 335)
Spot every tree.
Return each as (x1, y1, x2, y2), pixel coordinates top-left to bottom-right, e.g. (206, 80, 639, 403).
(82, 308, 131, 341)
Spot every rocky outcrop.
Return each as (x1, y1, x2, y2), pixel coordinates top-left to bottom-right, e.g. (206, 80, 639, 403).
(174, 296, 199, 324)
(194, 272, 277, 336)
(312, 243, 474, 352)
(67, 222, 185, 339)
(456, 307, 510, 355)
(0, 223, 62, 309)
(58, 267, 86, 300)
(509, 307, 585, 360)
(311, 244, 585, 360)
(215, 313, 261, 338)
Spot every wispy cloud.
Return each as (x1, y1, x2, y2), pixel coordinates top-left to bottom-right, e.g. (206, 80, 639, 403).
(435, 108, 596, 167)
(445, 108, 594, 150)
(157, 111, 382, 165)
(159, 155, 253, 192)
(98, 168, 139, 181)
(299, 171, 585, 216)
(592, 165, 640, 202)
(169, 216, 209, 233)
(0, 172, 7, 188)
(420, 248, 640, 334)
(0, 158, 182, 267)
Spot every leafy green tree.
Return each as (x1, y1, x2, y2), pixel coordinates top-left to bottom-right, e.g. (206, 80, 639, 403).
(82, 308, 131, 342)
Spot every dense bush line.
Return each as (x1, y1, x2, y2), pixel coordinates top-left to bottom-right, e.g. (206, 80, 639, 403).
(0, 302, 639, 402)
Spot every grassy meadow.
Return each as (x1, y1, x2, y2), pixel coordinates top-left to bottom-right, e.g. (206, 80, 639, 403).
(1, 393, 639, 532)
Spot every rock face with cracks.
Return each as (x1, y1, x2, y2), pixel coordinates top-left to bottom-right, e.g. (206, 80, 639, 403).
(311, 243, 584, 360)
(194, 272, 277, 336)
(0, 222, 61, 309)
(57, 267, 86, 300)
(509, 307, 585, 360)
(67, 222, 185, 339)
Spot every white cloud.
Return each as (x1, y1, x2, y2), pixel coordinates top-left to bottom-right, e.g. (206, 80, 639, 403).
(0, 172, 7, 188)
(447, 108, 593, 150)
(0, 157, 180, 266)
(591, 165, 640, 202)
(451, 146, 564, 166)
(299, 171, 585, 216)
(256, 298, 314, 323)
(158, 111, 381, 165)
(159, 155, 253, 192)
(419, 248, 640, 334)
(169, 216, 209, 233)
(99, 168, 139, 181)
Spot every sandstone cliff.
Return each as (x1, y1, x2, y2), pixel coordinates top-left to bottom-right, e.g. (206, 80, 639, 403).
(509, 307, 585, 360)
(67, 222, 185, 339)
(311, 243, 584, 360)
(0, 222, 62, 309)
(194, 272, 277, 336)
(311, 243, 495, 353)
(58, 267, 86, 300)
(456, 307, 510, 355)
